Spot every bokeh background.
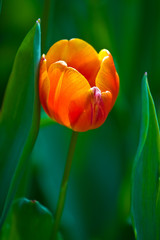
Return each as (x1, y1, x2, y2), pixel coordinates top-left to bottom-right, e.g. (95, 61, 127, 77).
(0, 0, 160, 239)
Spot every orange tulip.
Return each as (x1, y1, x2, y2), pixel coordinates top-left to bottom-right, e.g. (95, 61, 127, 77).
(39, 38, 119, 132)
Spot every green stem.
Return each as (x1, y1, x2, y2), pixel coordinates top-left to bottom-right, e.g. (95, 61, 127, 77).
(51, 131, 78, 240)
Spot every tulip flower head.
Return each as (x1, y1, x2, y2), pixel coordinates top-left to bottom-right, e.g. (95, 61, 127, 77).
(39, 39, 119, 132)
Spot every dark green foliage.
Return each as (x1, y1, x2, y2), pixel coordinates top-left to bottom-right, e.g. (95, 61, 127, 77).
(0, 0, 160, 239)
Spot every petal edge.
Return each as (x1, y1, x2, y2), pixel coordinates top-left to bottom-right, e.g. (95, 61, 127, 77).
(96, 50, 119, 106)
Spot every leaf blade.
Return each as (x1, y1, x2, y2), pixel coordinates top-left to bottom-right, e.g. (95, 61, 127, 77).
(131, 73, 160, 240)
(0, 19, 41, 227)
(0, 198, 53, 240)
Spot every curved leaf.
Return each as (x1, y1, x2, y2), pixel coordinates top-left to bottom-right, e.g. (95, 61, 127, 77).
(0, 198, 53, 240)
(131, 73, 160, 240)
(0, 19, 41, 228)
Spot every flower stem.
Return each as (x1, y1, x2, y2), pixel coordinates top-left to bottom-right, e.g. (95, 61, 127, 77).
(51, 131, 78, 240)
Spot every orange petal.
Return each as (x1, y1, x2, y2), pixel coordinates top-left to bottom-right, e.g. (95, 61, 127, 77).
(68, 87, 112, 132)
(39, 55, 50, 116)
(45, 40, 68, 68)
(46, 38, 100, 87)
(47, 61, 91, 128)
(96, 49, 119, 106)
(47, 60, 67, 124)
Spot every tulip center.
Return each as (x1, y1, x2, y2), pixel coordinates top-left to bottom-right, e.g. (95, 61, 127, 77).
(89, 87, 104, 125)
(90, 87, 102, 104)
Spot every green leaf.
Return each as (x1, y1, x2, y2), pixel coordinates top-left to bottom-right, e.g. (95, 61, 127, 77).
(0, 198, 53, 240)
(0, 19, 41, 227)
(131, 73, 160, 240)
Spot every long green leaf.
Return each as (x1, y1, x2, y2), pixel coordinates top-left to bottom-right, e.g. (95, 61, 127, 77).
(0, 19, 41, 228)
(0, 198, 53, 240)
(131, 73, 160, 240)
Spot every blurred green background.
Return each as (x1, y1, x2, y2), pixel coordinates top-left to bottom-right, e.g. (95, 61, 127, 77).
(0, 0, 160, 239)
